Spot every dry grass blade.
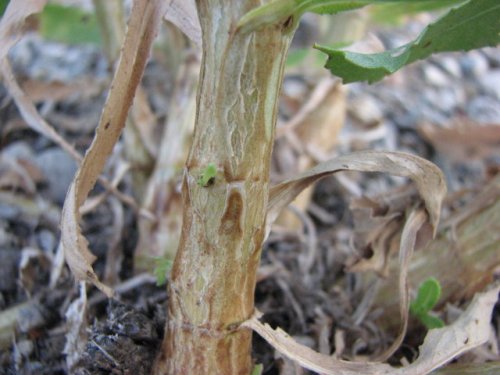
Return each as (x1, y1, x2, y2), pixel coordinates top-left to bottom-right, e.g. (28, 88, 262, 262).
(243, 286, 499, 375)
(0, 0, 47, 62)
(376, 208, 427, 361)
(61, 0, 167, 297)
(267, 150, 446, 237)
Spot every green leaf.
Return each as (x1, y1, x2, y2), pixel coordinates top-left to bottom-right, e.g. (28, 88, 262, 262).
(250, 363, 264, 375)
(40, 4, 101, 45)
(197, 163, 217, 187)
(0, 0, 9, 18)
(315, 0, 500, 83)
(410, 277, 442, 316)
(418, 312, 445, 329)
(371, 0, 467, 26)
(153, 257, 173, 286)
(237, 0, 460, 33)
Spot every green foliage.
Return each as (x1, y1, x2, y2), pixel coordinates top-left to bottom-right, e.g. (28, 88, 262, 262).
(40, 4, 101, 45)
(315, 0, 500, 83)
(250, 363, 264, 375)
(153, 257, 173, 286)
(370, 0, 467, 26)
(0, 0, 8, 18)
(197, 163, 217, 187)
(410, 277, 445, 330)
(238, 0, 461, 33)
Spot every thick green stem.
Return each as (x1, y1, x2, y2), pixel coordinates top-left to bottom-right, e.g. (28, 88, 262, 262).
(154, 1, 294, 374)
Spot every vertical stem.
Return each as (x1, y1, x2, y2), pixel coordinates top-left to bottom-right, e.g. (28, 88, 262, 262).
(155, 1, 295, 374)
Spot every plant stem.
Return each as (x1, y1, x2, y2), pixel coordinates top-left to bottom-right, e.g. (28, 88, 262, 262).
(154, 1, 295, 374)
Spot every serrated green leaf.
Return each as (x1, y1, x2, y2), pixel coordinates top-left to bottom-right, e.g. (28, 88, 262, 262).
(418, 312, 445, 329)
(410, 277, 442, 315)
(40, 4, 101, 45)
(315, 0, 500, 83)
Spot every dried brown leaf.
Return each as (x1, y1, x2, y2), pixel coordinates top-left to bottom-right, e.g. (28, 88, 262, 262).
(164, 0, 201, 47)
(243, 310, 393, 375)
(398, 284, 500, 375)
(0, 0, 47, 62)
(267, 150, 447, 237)
(243, 285, 499, 375)
(61, 0, 167, 297)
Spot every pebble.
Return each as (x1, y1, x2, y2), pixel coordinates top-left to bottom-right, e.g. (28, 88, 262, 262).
(460, 50, 489, 77)
(35, 148, 77, 204)
(478, 69, 500, 100)
(349, 94, 383, 125)
(10, 36, 107, 82)
(36, 229, 57, 253)
(466, 96, 500, 124)
(422, 64, 450, 87)
(437, 56, 462, 78)
(1, 142, 34, 160)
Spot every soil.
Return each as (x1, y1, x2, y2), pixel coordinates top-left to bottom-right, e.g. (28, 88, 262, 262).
(0, 13, 499, 375)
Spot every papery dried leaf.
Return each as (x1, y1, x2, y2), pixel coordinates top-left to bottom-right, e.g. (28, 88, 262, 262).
(61, 0, 167, 297)
(0, 0, 47, 62)
(242, 310, 393, 375)
(164, 0, 201, 47)
(267, 150, 446, 237)
(396, 285, 500, 375)
(244, 285, 499, 375)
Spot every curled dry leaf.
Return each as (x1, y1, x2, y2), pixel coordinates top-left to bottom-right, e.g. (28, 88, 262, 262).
(243, 285, 499, 375)
(61, 0, 167, 297)
(0, 0, 47, 62)
(266, 150, 446, 363)
(267, 150, 447, 237)
(164, 0, 201, 47)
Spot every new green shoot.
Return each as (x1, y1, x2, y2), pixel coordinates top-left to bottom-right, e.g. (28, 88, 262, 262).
(197, 163, 217, 187)
(410, 277, 445, 329)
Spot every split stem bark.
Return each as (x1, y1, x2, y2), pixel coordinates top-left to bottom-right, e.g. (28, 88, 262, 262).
(155, 1, 295, 374)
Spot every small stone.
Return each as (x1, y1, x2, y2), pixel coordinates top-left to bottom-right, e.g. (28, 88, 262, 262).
(467, 96, 500, 124)
(37, 229, 57, 253)
(2, 142, 34, 160)
(35, 148, 78, 204)
(422, 64, 450, 87)
(478, 69, 500, 100)
(349, 95, 383, 125)
(437, 56, 462, 78)
(461, 50, 489, 77)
